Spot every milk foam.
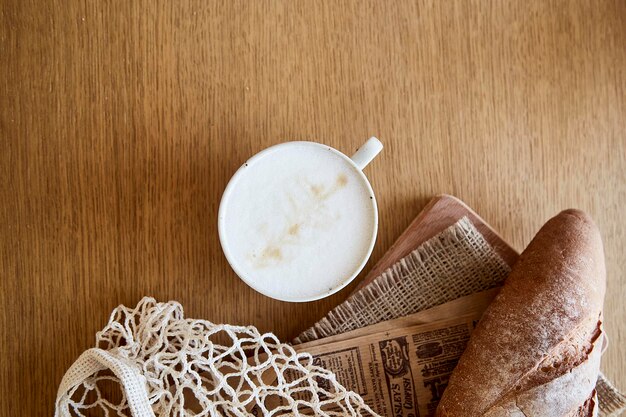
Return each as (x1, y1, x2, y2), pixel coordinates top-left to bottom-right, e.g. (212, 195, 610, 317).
(220, 143, 376, 301)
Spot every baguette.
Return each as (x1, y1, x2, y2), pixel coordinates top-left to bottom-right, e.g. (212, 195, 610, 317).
(436, 209, 606, 417)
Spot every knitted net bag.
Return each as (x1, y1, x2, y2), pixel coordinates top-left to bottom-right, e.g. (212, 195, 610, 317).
(55, 297, 379, 417)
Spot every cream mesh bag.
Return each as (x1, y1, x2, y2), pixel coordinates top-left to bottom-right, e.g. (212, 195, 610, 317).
(55, 297, 379, 417)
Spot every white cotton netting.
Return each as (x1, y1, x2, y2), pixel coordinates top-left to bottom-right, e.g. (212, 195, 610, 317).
(55, 297, 379, 417)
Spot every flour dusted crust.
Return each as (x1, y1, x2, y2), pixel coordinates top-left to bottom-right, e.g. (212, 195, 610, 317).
(436, 210, 606, 417)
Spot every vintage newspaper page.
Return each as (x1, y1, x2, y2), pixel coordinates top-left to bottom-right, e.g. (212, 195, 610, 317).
(293, 313, 482, 417)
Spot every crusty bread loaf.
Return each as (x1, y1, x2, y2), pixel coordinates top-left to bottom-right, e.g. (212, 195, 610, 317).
(436, 209, 606, 417)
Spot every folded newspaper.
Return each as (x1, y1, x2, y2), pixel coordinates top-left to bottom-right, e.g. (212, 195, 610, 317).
(293, 217, 626, 417)
(293, 290, 499, 417)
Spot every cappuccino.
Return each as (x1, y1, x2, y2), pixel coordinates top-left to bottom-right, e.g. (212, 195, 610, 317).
(219, 142, 378, 301)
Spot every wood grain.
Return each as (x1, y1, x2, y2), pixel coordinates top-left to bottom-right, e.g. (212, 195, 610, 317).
(1, 1, 624, 415)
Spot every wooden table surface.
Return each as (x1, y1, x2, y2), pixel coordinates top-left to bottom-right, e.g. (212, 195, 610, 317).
(2, 1, 625, 414)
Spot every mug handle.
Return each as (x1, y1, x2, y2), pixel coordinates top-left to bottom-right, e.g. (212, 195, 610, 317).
(350, 137, 383, 170)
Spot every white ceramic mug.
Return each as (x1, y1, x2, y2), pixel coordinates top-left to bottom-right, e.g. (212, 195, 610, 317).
(218, 137, 383, 302)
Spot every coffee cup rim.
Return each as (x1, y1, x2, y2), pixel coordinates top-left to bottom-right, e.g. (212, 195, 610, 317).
(218, 141, 379, 303)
